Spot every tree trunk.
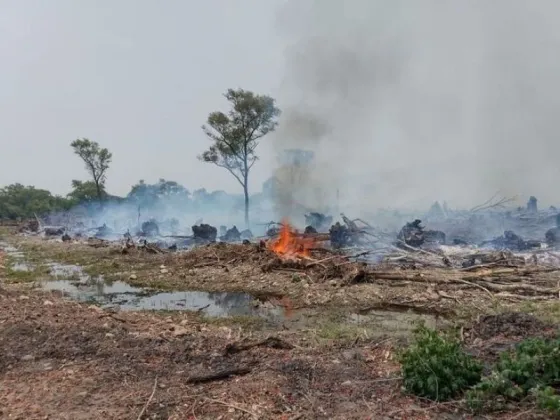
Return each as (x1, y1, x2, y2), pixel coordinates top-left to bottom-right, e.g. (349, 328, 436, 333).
(243, 180, 249, 229)
(95, 181, 102, 201)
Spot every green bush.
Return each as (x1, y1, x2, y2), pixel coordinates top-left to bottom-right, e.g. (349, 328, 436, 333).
(467, 337, 560, 415)
(399, 325, 483, 401)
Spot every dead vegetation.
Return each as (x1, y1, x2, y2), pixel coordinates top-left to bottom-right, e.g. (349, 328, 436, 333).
(1, 227, 560, 418)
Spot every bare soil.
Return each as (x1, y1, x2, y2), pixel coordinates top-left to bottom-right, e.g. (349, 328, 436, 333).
(0, 231, 558, 419)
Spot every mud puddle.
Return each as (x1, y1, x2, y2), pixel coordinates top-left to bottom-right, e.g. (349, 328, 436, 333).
(2, 242, 446, 334)
(0, 242, 25, 260)
(39, 273, 286, 319)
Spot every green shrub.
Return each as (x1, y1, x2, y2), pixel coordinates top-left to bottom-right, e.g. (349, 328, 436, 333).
(467, 337, 560, 415)
(399, 325, 483, 401)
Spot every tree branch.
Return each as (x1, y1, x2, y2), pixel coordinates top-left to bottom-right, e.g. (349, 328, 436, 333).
(213, 162, 245, 187)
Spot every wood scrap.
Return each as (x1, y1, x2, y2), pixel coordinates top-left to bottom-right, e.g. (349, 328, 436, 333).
(186, 367, 251, 384)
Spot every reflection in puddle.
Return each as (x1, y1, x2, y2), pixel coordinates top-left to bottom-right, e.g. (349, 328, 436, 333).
(39, 277, 286, 318)
(1, 242, 447, 334)
(47, 262, 88, 280)
(0, 242, 25, 260)
(11, 261, 33, 271)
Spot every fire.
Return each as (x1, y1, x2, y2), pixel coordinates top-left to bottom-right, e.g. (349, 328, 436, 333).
(269, 219, 314, 258)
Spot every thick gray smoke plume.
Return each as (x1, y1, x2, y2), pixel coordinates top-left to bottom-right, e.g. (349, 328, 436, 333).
(272, 0, 560, 217)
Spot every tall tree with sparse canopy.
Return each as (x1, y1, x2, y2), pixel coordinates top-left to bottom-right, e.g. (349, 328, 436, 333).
(70, 138, 112, 200)
(199, 88, 281, 227)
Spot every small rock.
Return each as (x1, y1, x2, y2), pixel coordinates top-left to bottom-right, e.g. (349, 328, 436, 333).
(21, 354, 34, 361)
(129, 274, 137, 280)
(159, 265, 166, 269)
(77, 391, 88, 398)
(88, 305, 103, 312)
(19, 295, 30, 300)
(43, 300, 54, 306)
(160, 269, 169, 274)
(105, 332, 114, 338)
(341, 380, 353, 386)
(328, 280, 338, 287)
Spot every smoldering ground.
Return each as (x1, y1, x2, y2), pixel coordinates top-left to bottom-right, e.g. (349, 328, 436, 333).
(271, 0, 560, 215)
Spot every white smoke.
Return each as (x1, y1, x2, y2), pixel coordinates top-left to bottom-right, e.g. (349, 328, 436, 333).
(272, 0, 560, 216)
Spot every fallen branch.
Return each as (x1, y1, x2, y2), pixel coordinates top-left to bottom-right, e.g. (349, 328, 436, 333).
(477, 280, 559, 295)
(186, 367, 251, 384)
(137, 375, 158, 420)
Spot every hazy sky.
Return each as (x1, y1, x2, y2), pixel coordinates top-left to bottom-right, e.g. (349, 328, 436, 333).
(3, 1, 560, 210)
(0, 0, 285, 196)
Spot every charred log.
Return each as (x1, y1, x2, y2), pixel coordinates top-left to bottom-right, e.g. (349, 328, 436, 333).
(481, 230, 541, 251)
(304, 225, 317, 234)
(397, 219, 424, 247)
(192, 224, 217, 242)
(546, 218, 560, 244)
(19, 219, 40, 233)
(44, 226, 65, 236)
(61, 233, 72, 242)
(527, 196, 538, 213)
(221, 226, 241, 242)
(94, 224, 113, 238)
(266, 227, 280, 238)
(424, 230, 446, 245)
(305, 212, 333, 231)
(329, 222, 353, 249)
(397, 219, 446, 248)
(240, 229, 253, 240)
(141, 219, 160, 237)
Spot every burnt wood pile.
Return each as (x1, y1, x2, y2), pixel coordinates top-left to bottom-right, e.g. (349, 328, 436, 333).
(397, 219, 446, 248)
(192, 223, 218, 242)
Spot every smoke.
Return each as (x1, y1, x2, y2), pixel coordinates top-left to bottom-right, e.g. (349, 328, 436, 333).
(272, 0, 560, 216)
(46, 186, 275, 236)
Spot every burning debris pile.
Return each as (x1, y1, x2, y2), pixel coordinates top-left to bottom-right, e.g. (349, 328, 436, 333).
(14, 196, 560, 300)
(10, 195, 560, 314)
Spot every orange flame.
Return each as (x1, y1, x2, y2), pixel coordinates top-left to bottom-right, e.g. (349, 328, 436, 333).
(269, 219, 314, 258)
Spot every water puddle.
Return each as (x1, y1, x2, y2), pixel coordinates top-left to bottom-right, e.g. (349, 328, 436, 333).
(1, 242, 447, 334)
(38, 276, 286, 319)
(11, 261, 33, 271)
(0, 242, 25, 260)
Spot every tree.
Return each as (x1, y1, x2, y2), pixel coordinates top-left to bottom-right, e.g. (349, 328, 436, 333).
(67, 180, 102, 203)
(199, 88, 281, 227)
(0, 184, 72, 220)
(70, 138, 112, 200)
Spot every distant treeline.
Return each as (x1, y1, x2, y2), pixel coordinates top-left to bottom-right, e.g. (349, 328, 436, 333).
(0, 178, 275, 221)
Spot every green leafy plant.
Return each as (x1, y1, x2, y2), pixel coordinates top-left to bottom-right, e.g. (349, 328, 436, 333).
(399, 325, 483, 401)
(467, 337, 560, 415)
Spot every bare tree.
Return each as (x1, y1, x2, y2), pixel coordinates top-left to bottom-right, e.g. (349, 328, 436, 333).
(199, 88, 281, 227)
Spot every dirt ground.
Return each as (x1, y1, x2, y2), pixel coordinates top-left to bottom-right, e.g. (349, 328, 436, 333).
(1, 231, 559, 419)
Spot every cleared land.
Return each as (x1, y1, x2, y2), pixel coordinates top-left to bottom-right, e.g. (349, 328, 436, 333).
(0, 228, 558, 419)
